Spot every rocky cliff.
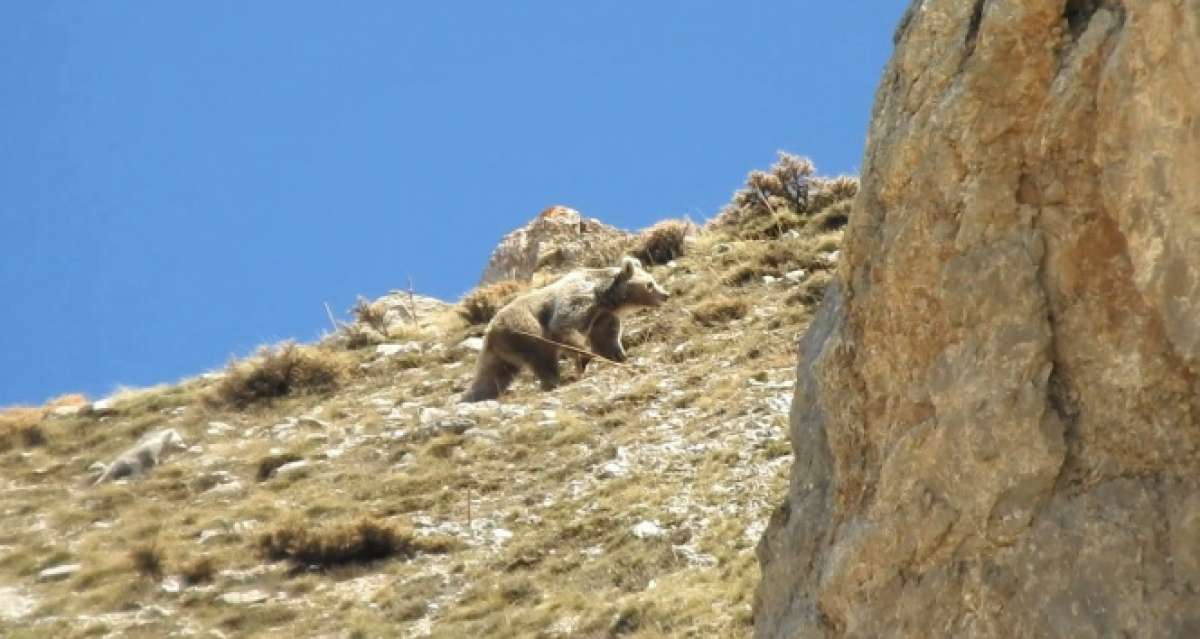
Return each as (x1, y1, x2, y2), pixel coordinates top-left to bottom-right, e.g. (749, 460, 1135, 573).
(756, 1, 1200, 636)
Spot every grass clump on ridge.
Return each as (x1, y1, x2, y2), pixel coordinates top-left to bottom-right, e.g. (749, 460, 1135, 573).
(691, 296, 749, 327)
(0, 407, 47, 452)
(633, 219, 694, 265)
(179, 556, 216, 585)
(340, 296, 389, 349)
(258, 517, 459, 568)
(351, 296, 388, 332)
(211, 342, 350, 409)
(709, 151, 858, 240)
(458, 280, 528, 325)
(128, 544, 163, 578)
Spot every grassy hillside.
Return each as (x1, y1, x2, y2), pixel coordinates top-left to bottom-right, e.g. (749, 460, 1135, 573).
(0, 154, 854, 638)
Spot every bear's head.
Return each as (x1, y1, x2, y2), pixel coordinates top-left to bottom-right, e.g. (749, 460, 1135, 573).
(605, 257, 670, 309)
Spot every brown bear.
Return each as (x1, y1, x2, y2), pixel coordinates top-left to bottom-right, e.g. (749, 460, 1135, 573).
(461, 257, 669, 402)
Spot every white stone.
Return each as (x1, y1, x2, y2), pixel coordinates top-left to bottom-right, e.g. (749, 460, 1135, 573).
(493, 528, 513, 544)
(206, 480, 244, 496)
(597, 461, 629, 479)
(220, 590, 269, 605)
(297, 417, 329, 430)
(0, 587, 36, 621)
(631, 521, 665, 539)
(198, 529, 227, 544)
(88, 398, 117, 416)
(274, 460, 309, 478)
(418, 407, 449, 426)
(454, 400, 499, 419)
(160, 577, 182, 593)
(499, 405, 527, 419)
(207, 421, 233, 436)
(376, 342, 421, 357)
(459, 337, 485, 352)
(38, 564, 80, 582)
(784, 269, 807, 282)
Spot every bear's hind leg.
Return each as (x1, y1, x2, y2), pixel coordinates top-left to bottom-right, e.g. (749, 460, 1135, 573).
(461, 351, 520, 402)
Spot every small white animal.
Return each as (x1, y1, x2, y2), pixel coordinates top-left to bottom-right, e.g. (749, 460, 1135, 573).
(92, 429, 188, 485)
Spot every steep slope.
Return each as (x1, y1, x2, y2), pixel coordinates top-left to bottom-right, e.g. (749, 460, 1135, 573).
(757, 1, 1200, 636)
(0, 161, 853, 638)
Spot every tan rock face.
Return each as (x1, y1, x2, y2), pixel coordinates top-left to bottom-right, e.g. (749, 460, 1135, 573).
(477, 205, 630, 285)
(756, 1, 1200, 636)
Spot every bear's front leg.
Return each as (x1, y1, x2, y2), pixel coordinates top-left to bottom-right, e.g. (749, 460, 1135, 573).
(525, 344, 562, 391)
(588, 314, 627, 363)
(556, 330, 592, 374)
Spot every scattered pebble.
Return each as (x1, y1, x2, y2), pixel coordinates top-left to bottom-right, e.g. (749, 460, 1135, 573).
(459, 337, 484, 352)
(631, 520, 665, 539)
(376, 342, 422, 357)
(273, 460, 310, 478)
(220, 590, 269, 605)
(38, 564, 81, 582)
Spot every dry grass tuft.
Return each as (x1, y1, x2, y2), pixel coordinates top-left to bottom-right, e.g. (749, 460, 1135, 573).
(338, 297, 392, 349)
(0, 407, 47, 452)
(457, 280, 528, 325)
(691, 297, 749, 326)
(342, 323, 386, 349)
(129, 544, 163, 578)
(258, 517, 459, 568)
(633, 219, 694, 265)
(179, 556, 216, 585)
(809, 199, 852, 232)
(786, 271, 834, 307)
(808, 175, 860, 212)
(211, 343, 350, 409)
(351, 296, 388, 332)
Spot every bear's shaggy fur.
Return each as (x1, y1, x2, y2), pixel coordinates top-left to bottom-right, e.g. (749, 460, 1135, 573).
(461, 257, 669, 402)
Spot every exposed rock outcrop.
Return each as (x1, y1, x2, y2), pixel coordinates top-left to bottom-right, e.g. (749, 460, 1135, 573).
(757, 1, 1200, 636)
(371, 291, 449, 330)
(477, 205, 630, 285)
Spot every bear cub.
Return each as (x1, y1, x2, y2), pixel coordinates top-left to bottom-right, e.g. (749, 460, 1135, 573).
(461, 257, 669, 402)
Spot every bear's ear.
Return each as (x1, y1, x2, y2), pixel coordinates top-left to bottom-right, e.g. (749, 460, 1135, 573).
(618, 257, 640, 281)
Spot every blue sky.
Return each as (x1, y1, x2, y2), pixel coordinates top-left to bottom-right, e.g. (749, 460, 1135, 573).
(0, 1, 908, 406)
